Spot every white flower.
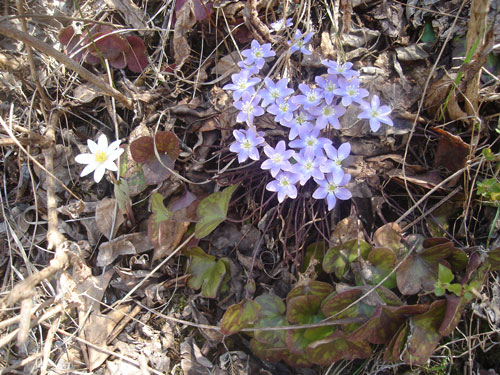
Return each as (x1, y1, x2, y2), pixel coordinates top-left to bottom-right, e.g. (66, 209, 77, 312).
(75, 134, 124, 182)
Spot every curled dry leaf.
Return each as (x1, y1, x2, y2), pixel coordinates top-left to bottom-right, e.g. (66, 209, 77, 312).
(173, 0, 197, 70)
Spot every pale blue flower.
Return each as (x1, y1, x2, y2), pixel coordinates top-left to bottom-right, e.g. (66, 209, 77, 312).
(334, 78, 369, 106)
(260, 77, 294, 107)
(315, 75, 338, 105)
(358, 95, 393, 132)
(267, 98, 298, 124)
(281, 110, 314, 140)
(229, 129, 265, 163)
(261, 140, 295, 177)
(294, 153, 326, 185)
(321, 60, 359, 79)
(313, 172, 352, 210)
(289, 30, 314, 55)
(320, 143, 351, 176)
(270, 18, 293, 33)
(292, 84, 324, 109)
(223, 69, 261, 101)
(241, 40, 275, 69)
(237, 60, 260, 75)
(234, 91, 264, 124)
(289, 128, 332, 158)
(308, 103, 346, 130)
(266, 171, 300, 203)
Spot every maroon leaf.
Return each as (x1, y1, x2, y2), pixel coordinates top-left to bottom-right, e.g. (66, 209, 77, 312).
(350, 304, 429, 345)
(58, 25, 75, 46)
(125, 35, 149, 73)
(155, 130, 180, 159)
(91, 31, 128, 60)
(109, 53, 127, 70)
(438, 294, 466, 336)
(142, 153, 174, 185)
(383, 323, 409, 362)
(396, 240, 464, 295)
(130, 136, 155, 163)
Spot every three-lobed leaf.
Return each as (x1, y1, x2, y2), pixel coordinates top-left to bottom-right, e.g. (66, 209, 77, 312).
(195, 184, 238, 238)
(186, 246, 227, 298)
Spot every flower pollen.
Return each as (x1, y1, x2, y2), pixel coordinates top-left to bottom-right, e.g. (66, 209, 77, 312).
(94, 150, 107, 163)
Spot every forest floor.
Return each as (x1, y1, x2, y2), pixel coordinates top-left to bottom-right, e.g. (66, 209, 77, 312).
(1, 0, 500, 374)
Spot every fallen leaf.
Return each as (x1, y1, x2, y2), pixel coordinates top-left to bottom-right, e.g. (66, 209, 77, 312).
(173, 0, 197, 70)
(95, 197, 125, 239)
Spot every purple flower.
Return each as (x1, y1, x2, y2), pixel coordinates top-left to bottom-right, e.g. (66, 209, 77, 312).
(223, 69, 261, 101)
(266, 171, 300, 203)
(289, 128, 332, 158)
(320, 142, 351, 175)
(234, 91, 264, 124)
(229, 129, 265, 163)
(288, 30, 314, 55)
(313, 172, 352, 210)
(333, 78, 368, 106)
(292, 84, 324, 109)
(294, 153, 326, 185)
(321, 60, 359, 79)
(308, 103, 346, 130)
(267, 98, 298, 125)
(315, 75, 338, 105)
(270, 18, 293, 33)
(237, 60, 260, 75)
(261, 140, 295, 177)
(281, 110, 314, 140)
(241, 40, 275, 69)
(358, 95, 393, 132)
(260, 77, 294, 107)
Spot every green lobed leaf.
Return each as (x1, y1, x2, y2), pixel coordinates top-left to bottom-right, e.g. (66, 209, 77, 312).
(220, 298, 261, 336)
(367, 247, 397, 289)
(438, 264, 454, 284)
(253, 294, 288, 345)
(250, 338, 288, 363)
(323, 239, 371, 278)
(186, 246, 227, 298)
(403, 300, 446, 365)
(195, 184, 238, 239)
(151, 193, 171, 223)
(486, 248, 500, 270)
(286, 281, 334, 304)
(306, 331, 372, 366)
(114, 179, 131, 211)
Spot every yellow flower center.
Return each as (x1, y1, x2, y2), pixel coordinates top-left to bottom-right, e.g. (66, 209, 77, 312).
(94, 150, 107, 163)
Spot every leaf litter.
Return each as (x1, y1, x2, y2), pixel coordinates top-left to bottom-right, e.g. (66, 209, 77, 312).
(2, 0, 500, 374)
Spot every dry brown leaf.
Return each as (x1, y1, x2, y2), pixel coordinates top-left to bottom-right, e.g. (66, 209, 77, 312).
(85, 305, 131, 371)
(330, 215, 365, 247)
(433, 127, 469, 173)
(103, 0, 148, 33)
(180, 337, 214, 374)
(210, 50, 240, 76)
(173, 0, 196, 69)
(95, 197, 125, 239)
(97, 239, 136, 267)
(373, 223, 402, 251)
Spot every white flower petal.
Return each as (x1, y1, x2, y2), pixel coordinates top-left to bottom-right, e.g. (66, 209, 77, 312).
(75, 153, 95, 164)
(103, 160, 118, 172)
(97, 134, 108, 149)
(87, 139, 98, 154)
(80, 162, 98, 177)
(93, 165, 106, 182)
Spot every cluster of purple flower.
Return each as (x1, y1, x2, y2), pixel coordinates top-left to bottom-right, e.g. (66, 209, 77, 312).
(224, 29, 393, 210)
